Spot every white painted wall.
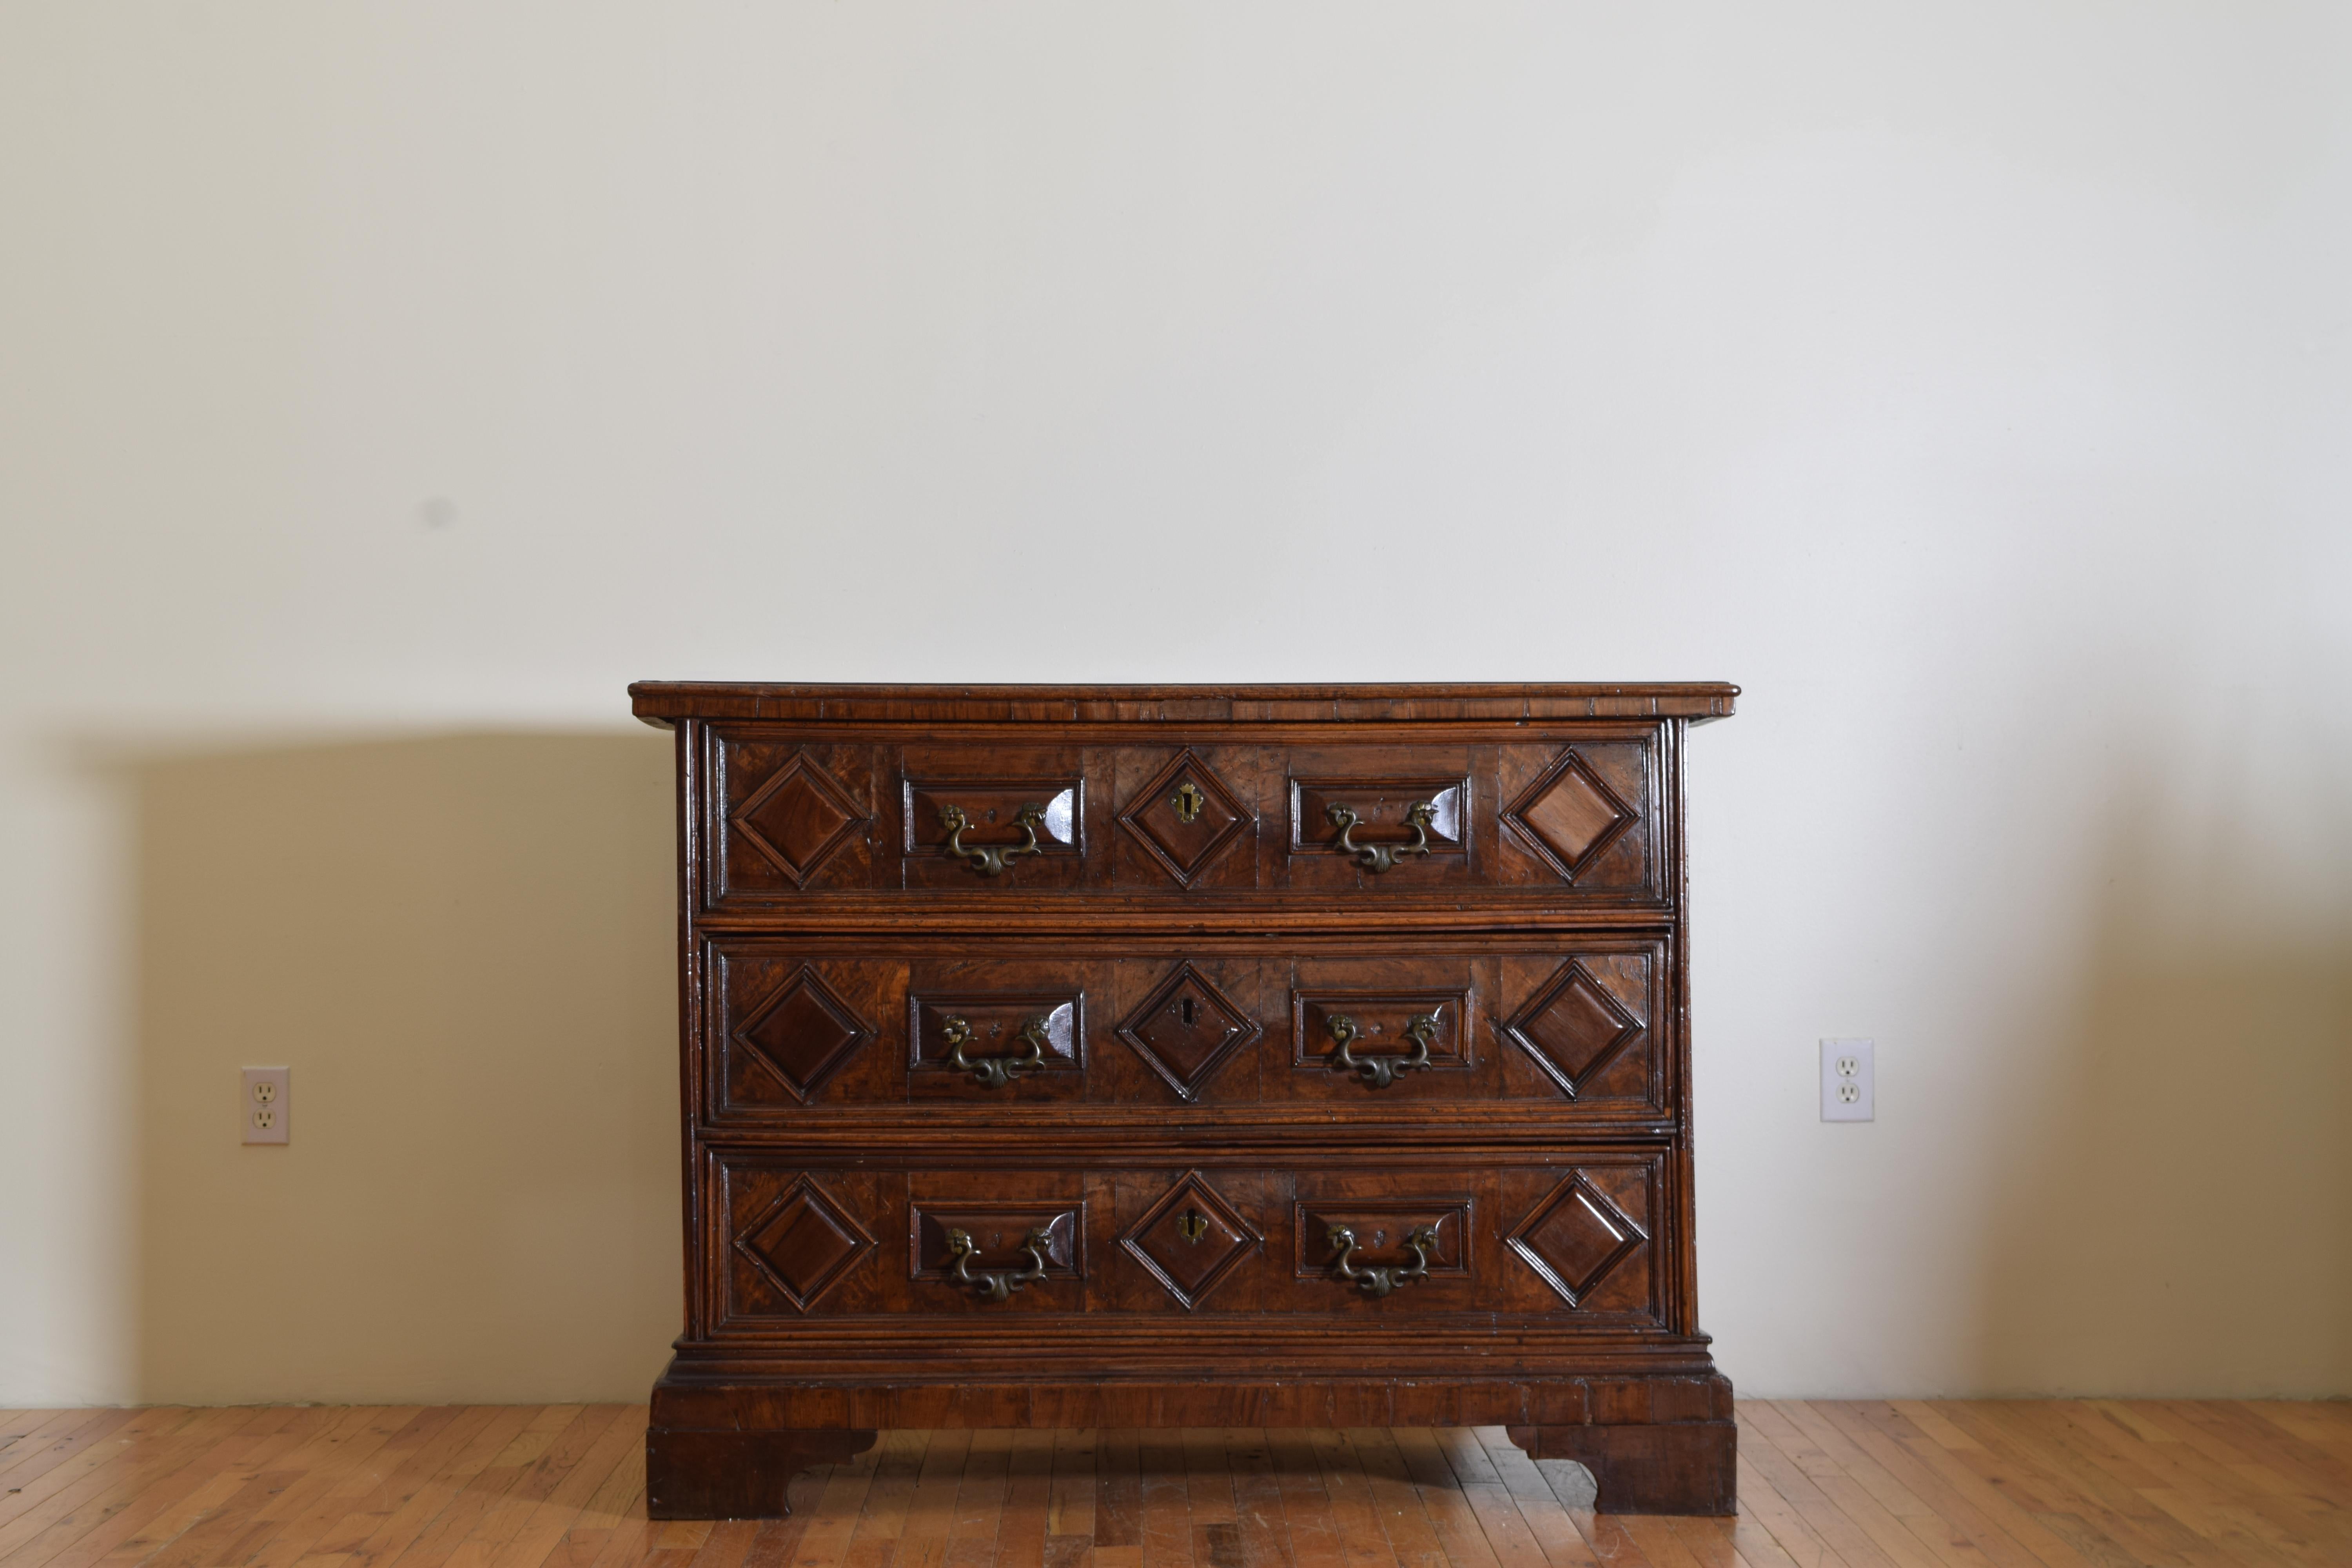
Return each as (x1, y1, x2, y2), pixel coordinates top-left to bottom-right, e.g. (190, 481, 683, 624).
(3, 3, 2346, 1404)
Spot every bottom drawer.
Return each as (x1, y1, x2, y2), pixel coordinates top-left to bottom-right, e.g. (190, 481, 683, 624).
(713, 1157, 1667, 1325)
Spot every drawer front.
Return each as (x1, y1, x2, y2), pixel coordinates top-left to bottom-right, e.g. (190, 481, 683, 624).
(714, 1157, 1667, 1325)
(704, 731, 1662, 902)
(707, 940, 1669, 1114)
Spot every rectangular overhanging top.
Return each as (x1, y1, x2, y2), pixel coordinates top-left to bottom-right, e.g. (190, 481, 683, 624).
(628, 682, 1739, 728)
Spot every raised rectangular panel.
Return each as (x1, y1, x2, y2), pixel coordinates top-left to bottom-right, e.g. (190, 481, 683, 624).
(899, 745, 1087, 889)
(1287, 776, 1469, 857)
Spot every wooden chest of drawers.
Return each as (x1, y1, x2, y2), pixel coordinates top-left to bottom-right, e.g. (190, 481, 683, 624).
(629, 682, 1739, 1517)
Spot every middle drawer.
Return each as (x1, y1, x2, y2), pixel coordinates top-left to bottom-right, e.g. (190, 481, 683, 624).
(702, 938, 1670, 1117)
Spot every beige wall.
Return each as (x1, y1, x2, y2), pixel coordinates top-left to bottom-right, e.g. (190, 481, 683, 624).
(135, 737, 679, 1403)
(2, 3, 2347, 1403)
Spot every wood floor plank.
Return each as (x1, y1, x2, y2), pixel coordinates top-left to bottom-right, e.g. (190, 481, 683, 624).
(1299, 1429, 1394, 1568)
(2007, 1401, 2298, 1568)
(227, 1408, 443, 1568)
(1726, 1451, 1849, 1568)
(848, 1430, 928, 1550)
(313, 1408, 508, 1560)
(1744, 1405, 1947, 1568)
(121, 1408, 346, 1568)
(1806, 1402, 2079, 1568)
(477, 1408, 645, 1568)
(1836, 1403, 2095, 1568)
(1096, 1429, 1145, 1555)
(1465, 1426, 1604, 1568)
(679, 1522, 755, 1568)
(1381, 1428, 1493, 1568)
(886, 1425, 970, 1568)
(1046, 1429, 1095, 1544)
(0, 1413, 139, 1494)
(1137, 1428, 1194, 1568)
(2, 1408, 266, 1568)
(1430, 1428, 1564, 1568)
(81, 1409, 319, 1568)
(1734, 1412, 1900, 1568)
(946, 1427, 1012, 1568)
(1938, 1405, 2217, 1568)
(1777, 1401, 2033, 1568)
(1185, 1430, 1239, 1532)
(0, 1409, 190, 1535)
(379, 1407, 596, 1568)
(2178, 1405, 2352, 1510)
(1221, 1430, 1290, 1568)
(0, 1408, 231, 1562)
(345, 1406, 540, 1568)
(1261, 1430, 1346, 1568)
(1, 1405, 2343, 1568)
(740, 1515, 811, 1568)
(1336, 1430, 1443, 1568)
(773, 1437, 875, 1568)
(1611, 1517, 1703, 1568)
(0, 1414, 76, 1465)
(2035, 1403, 2348, 1568)
(995, 1428, 1055, 1568)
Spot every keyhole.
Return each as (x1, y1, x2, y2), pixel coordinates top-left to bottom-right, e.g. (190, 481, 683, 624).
(1177, 997, 1197, 1026)
(1177, 1209, 1209, 1245)
(1373, 1228, 1388, 1247)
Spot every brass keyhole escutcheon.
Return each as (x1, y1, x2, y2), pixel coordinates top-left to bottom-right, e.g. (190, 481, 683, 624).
(1171, 781, 1207, 824)
(1177, 1209, 1209, 1245)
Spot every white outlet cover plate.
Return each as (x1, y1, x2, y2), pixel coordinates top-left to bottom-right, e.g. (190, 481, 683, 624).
(242, 1066, 290, 1144)
(1820, 1038, 1874, 1122)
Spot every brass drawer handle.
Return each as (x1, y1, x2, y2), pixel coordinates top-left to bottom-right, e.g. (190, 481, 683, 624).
(946, 1226, 1053, 1302)
(1327, 801, 1435, 874)
(940, 802, 1046, 876)
(1325, 1012, 1438, 1089)
(942, 1013, 1052, 1090)
(1327, 1224, 1439, 1297)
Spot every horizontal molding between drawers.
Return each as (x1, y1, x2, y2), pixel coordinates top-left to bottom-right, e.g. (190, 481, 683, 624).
(691, 912, 1681, 947)
(694, 1129, 1684, 1164)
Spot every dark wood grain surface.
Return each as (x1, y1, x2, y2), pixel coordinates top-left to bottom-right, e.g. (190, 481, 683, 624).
(637, 683, 1738, 1517)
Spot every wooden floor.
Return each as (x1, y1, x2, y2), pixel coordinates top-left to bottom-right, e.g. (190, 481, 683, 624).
(2, 1403, 2347, 1568)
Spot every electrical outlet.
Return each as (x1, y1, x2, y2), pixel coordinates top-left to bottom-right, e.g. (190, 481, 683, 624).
(241, 1067, 290, 1144)
(1820, 1039, 1873, 1122)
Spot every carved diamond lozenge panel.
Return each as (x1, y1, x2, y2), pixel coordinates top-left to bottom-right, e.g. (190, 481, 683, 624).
(1116, 965, 1260, 1101)
(1118, 751, 1252, 886)
(732, 751, 868, 886)
(1120, 1171, 1261, 1310)
(1504, 960, 1644, 1100)
(1503, 749, 1635, 882)
(1507, 1172, 1646, 1308)
(733, 966, 873, 1103)
(735, 1176, 873, 1311)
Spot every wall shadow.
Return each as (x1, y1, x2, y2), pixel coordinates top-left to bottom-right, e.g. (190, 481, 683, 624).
(132, 731, 682, 1404)
(1970, 770, 2352, 1396)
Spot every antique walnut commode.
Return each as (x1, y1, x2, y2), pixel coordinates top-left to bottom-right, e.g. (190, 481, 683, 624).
(629, 682, 1739, 1516)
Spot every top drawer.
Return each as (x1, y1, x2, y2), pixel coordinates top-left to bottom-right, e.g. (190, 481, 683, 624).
(701, 729, 1667, 905)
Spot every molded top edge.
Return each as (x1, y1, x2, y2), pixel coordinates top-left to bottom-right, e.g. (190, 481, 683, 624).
(628, 681, 1739, 727)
